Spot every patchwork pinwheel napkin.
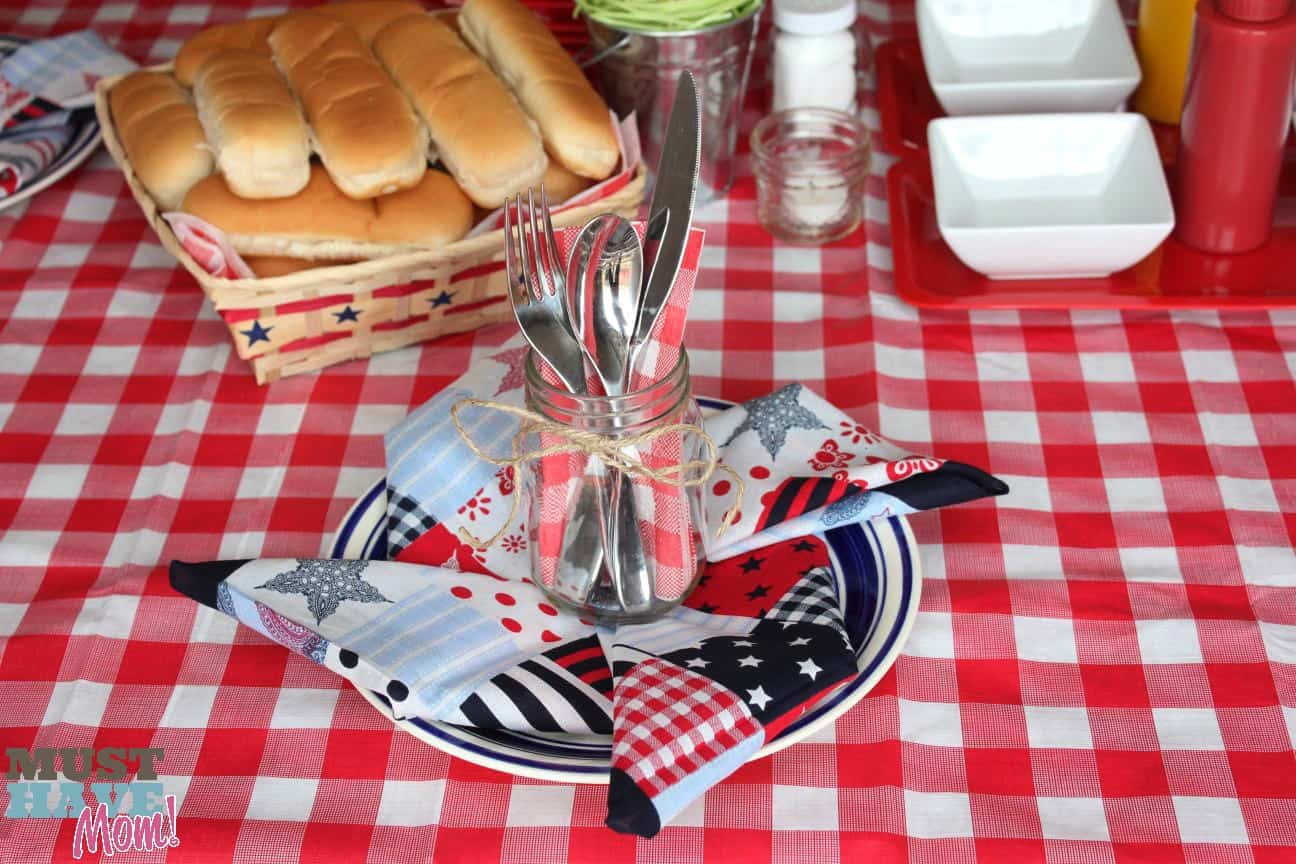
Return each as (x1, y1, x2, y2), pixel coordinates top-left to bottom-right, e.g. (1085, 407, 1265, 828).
(0, 30, 133, 199)
(172, 362, 1006, 835)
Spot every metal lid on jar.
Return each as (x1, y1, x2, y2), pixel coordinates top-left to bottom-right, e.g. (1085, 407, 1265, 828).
(773, 0, 857, 34)
(1217, 0, 1292, 21)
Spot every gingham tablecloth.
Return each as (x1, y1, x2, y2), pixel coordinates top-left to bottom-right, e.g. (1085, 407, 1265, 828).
(1, 1, 1294, 861)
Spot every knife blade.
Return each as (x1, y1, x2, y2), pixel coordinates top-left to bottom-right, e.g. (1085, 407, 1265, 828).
(628, 70, 700, 367)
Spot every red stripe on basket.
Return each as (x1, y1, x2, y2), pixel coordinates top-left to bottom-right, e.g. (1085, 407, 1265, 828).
(444, 296, 508, 318)
(275, 329, 351, 353)
(220, 308, 263, 324)
(451, 261, 506, 283)
(373, 279, 437, 300)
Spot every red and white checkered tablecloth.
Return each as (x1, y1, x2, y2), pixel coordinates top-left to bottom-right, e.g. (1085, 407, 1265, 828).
(2, 1, 1294, 861)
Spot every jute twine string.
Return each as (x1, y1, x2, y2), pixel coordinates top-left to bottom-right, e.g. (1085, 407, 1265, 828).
(450, 397, 745, 550)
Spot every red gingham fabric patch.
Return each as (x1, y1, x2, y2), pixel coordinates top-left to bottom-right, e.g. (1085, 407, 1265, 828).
(611, 657, 761, 799)
(532, 225, 705, 600)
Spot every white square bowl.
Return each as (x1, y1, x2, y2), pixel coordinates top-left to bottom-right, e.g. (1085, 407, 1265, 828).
(917, 0, 1141, 116)
(929, 113, 1174, 280)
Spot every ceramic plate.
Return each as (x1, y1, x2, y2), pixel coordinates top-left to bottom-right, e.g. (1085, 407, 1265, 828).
(330, 397, 923, 782)
(0, 36, 104, 215)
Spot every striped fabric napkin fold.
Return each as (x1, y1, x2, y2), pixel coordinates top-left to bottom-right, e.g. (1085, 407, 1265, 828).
(0, 30, 133, 199)
(0, 110, 73, 197)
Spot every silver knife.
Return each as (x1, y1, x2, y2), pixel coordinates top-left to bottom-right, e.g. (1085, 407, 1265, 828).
(628, 70, 701, 367)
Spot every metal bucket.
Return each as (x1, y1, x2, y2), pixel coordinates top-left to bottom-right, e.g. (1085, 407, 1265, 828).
(585, 4, 764, 204)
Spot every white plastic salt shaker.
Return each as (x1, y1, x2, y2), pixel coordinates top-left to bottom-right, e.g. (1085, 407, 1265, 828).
(772, 0, 858, 114)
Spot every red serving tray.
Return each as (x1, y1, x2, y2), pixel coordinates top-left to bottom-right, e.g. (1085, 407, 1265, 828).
(877, 38, 1296, 310)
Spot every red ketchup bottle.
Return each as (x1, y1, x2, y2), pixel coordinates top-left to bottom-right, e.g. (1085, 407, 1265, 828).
(1175, 0, 1296, 253)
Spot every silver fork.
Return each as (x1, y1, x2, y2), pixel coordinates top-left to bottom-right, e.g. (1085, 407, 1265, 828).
(505, 189, 586, 393)
(509, 188, 609, 604)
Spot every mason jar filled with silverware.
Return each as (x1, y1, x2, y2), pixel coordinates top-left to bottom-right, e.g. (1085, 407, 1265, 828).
(499, 71, 707, 622)
(521, 349, 708, 622)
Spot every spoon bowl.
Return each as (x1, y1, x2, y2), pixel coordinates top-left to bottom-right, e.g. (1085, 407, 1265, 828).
(569, 215, 644, 396)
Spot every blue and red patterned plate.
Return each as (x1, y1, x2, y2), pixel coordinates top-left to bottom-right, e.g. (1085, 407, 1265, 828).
(331, 398, 923, 782)
(0, 36, 102, 215)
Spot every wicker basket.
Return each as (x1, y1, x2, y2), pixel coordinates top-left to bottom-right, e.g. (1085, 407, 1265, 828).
(93, 67, 645, 384)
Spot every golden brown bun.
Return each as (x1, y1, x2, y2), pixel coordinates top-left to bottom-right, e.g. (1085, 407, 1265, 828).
(192, 50, 312, 199)
(541, 158, 595, 204)
(317, 0, 426, 44)
(269, 12, 429, 199)
(374, 14, 546, 208)
(243, 255, 359, 278)
(174, 3, 421, 86)
(109, 71, 214, 209)
(180, 165, 473, 258)
(174, 17, 282, 87)
(458, 0, 617, 180)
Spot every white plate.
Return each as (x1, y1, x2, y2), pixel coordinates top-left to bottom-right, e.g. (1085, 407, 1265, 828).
(330, 397, 923, 783)
(917, 0, 1140, 115)
(0, 36, 103, 215)
(929, 113, 1174, 280)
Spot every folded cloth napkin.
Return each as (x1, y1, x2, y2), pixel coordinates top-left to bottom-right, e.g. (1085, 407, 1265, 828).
(171, 354, 1007, 835)
(0, 109, 73, 197)
(0, 30, 134, 126)
(0, 30, 133, 199)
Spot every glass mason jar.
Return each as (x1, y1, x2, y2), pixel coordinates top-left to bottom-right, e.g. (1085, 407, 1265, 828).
(751, 107, 871, 245)
(522, 349, 707, 624)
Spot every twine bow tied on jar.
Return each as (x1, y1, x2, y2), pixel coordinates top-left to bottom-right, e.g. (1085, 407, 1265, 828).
(449, 397, 744, 551)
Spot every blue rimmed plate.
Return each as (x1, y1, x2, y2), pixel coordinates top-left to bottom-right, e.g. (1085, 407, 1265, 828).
(331, 397, 923, 782)
(0, 35, 103, 215)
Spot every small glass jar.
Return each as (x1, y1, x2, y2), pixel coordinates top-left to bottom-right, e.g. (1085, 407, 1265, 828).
(522, 349, 706, 624)
(751, 107, 871, 245)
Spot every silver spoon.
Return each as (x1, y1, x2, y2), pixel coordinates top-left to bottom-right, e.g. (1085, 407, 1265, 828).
(554, 214, 642, 609)
(570, 216, 654, 616)
(572, 215, 642, 396)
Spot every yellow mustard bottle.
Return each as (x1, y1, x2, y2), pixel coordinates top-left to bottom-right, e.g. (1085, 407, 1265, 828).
(1133, 0, 1198, 124)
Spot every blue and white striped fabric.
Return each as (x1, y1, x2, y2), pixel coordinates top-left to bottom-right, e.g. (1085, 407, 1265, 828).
(0, 31, 133, 125)
(0, 110, 72, 198)
(384, 384, 522, 557)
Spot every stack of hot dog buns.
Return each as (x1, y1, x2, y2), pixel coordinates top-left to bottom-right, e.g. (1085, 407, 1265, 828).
(108, 0, 614, 269)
